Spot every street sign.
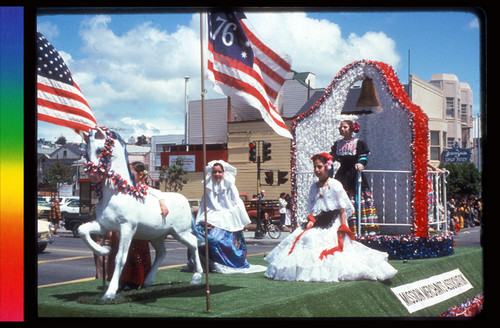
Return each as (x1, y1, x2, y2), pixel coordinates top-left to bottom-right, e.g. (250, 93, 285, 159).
(442, 143, 471, 163)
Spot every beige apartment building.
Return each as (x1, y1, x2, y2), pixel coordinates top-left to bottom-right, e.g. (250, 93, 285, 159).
(409, 73, 474, 167)
(430, 74, 474, 150)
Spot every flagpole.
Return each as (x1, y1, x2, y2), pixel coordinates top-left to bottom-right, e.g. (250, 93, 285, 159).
(200, 11, 211, 313)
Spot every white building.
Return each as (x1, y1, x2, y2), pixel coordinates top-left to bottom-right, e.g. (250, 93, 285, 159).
(150, 134, 185, 173)
(429, 74, 474, 150)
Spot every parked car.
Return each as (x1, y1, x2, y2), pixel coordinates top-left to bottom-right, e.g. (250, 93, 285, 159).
(239, 193, 280, 224)
(37, 219, 54, 253)
(188, 199, 200, 216)
(59, 199, 81, 218)
(40, 199, 81, 219)
(37, 200, 51, 218)
(59, 196, 78, 206)
(64, 213, 93, 237)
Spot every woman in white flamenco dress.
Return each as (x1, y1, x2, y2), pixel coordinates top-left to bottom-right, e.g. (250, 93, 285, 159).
(265, 153, 397, 282)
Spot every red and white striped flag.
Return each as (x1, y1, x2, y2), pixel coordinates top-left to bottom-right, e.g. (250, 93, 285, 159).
(37, 31, 97, 135)
(207, 12, 292, 138)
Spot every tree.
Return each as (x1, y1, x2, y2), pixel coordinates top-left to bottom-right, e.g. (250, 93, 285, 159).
(442, 162, 481, 199)
(56, 136, 66, 145)
(135, 135, 149, 146)
(159, 157, 188, 192)
(42, 160, 74, 195)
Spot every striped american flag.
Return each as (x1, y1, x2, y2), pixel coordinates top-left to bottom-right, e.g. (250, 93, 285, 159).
(207, 12, 292, 138)
(37, 31, 97, 134)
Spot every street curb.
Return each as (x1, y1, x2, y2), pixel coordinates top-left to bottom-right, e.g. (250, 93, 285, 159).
(56, 229, 288, 244)
(243, 231, 288, 245)
(58, 226, 480, 247)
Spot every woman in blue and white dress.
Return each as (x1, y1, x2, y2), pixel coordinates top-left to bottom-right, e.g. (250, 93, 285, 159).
(194, 160, 266, 274)
(265, 153, 397, 282)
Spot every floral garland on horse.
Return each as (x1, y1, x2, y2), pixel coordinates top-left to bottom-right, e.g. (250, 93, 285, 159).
(83, 127, 149, 199)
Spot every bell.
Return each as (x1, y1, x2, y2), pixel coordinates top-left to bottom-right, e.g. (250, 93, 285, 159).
(356, 78, 381, 108)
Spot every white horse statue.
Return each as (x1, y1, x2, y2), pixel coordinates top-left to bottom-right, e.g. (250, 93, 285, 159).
(78, 126, 203, 300)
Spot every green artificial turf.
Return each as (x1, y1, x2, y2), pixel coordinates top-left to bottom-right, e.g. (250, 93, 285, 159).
(37, 247, 483, 318)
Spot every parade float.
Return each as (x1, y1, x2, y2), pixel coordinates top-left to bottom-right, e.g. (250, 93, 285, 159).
(290, 60, 454, 260)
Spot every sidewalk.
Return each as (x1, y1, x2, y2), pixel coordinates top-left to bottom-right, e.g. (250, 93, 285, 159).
(243, 229, 289, 245)
(57, 226, 290, 244)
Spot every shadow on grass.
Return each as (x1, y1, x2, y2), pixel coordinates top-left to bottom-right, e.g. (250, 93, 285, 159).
(52, 282, 241, 305)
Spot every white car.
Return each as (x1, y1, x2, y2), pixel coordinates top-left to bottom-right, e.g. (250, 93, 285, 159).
(41, 196, 78, 205)
(59, 196, 79, 206)
(40, 199, 81, 219)
(59, 199, 81, 218)
(38, 219, 54, 253)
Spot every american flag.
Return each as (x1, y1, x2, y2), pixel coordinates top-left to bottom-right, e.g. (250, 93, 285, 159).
(207, 12, 292, 139)
(37, 31, 97, 134)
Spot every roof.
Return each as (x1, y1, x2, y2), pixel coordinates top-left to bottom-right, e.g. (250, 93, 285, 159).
(49, 143, 86, 159)
(291, 71, 315, 88)
(126, 144, 151, 155)
(295, 89, 325, 117)
(37, 147, 55, 155)
(151, 134, 185, 145)
(430, 73, 458, 82)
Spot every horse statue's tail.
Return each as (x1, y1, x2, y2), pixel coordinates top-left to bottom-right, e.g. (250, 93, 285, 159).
(78, 221, 111, 256)
(191, 214, 206, 246)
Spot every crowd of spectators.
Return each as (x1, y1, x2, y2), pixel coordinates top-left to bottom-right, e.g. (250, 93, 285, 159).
(447, 196, 482, 234)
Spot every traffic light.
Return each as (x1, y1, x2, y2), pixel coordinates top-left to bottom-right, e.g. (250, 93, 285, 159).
(264, 171, 274, 185)
(262, 141, 271, 162)
(249, 142, 256, 162)
(278, 171, 288, 185)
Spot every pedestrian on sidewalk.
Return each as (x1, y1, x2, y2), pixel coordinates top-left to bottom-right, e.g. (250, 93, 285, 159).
(284, 193, 292, 230)
(49, 198, 61, 234)
(278, 192, 287, 228)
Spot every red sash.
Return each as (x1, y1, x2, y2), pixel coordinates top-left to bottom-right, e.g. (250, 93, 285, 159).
(319, 224, 355, 260)
(288, 214, 316, 255)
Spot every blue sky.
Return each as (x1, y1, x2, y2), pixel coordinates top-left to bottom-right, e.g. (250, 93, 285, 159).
(36, 8, 482, 143)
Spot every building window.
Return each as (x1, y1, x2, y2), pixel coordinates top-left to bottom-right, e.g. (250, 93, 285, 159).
(446, 97, 454, 118)
(447, 137, 455, 148)
(461, 104, 468, 123)
(430, 131, 440, 161)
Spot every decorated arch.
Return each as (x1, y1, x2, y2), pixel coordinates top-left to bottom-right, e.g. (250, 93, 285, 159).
(290, 60, 430, 238)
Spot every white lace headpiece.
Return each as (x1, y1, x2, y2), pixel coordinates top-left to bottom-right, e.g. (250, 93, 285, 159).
(204, 160, 237, 190)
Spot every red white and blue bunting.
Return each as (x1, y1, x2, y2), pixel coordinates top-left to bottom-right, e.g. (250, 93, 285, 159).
(439, 293, 484, 317)
(357, 233, 455, 260)
(290, 60, 430, 237)
(83, 127, 149, 199)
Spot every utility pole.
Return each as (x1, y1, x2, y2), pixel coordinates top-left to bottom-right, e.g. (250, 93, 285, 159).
(249, 140, 271, 239)
(255, 145, 263, 239)
(184, 76, 190, 151)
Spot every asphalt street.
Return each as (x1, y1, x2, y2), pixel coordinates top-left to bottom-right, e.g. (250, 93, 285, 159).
(38, 224, 482, 287)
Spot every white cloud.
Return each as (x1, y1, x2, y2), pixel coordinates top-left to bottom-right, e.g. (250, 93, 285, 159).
(468, 18, 479, 29)
(344, 31, 400, 66)
(245, 12, 401, 87)
(38, 12, 401, 142)
(37, 21, 59, 39)
(56, 14, 201, 140)
(119, 116, 183, 139)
